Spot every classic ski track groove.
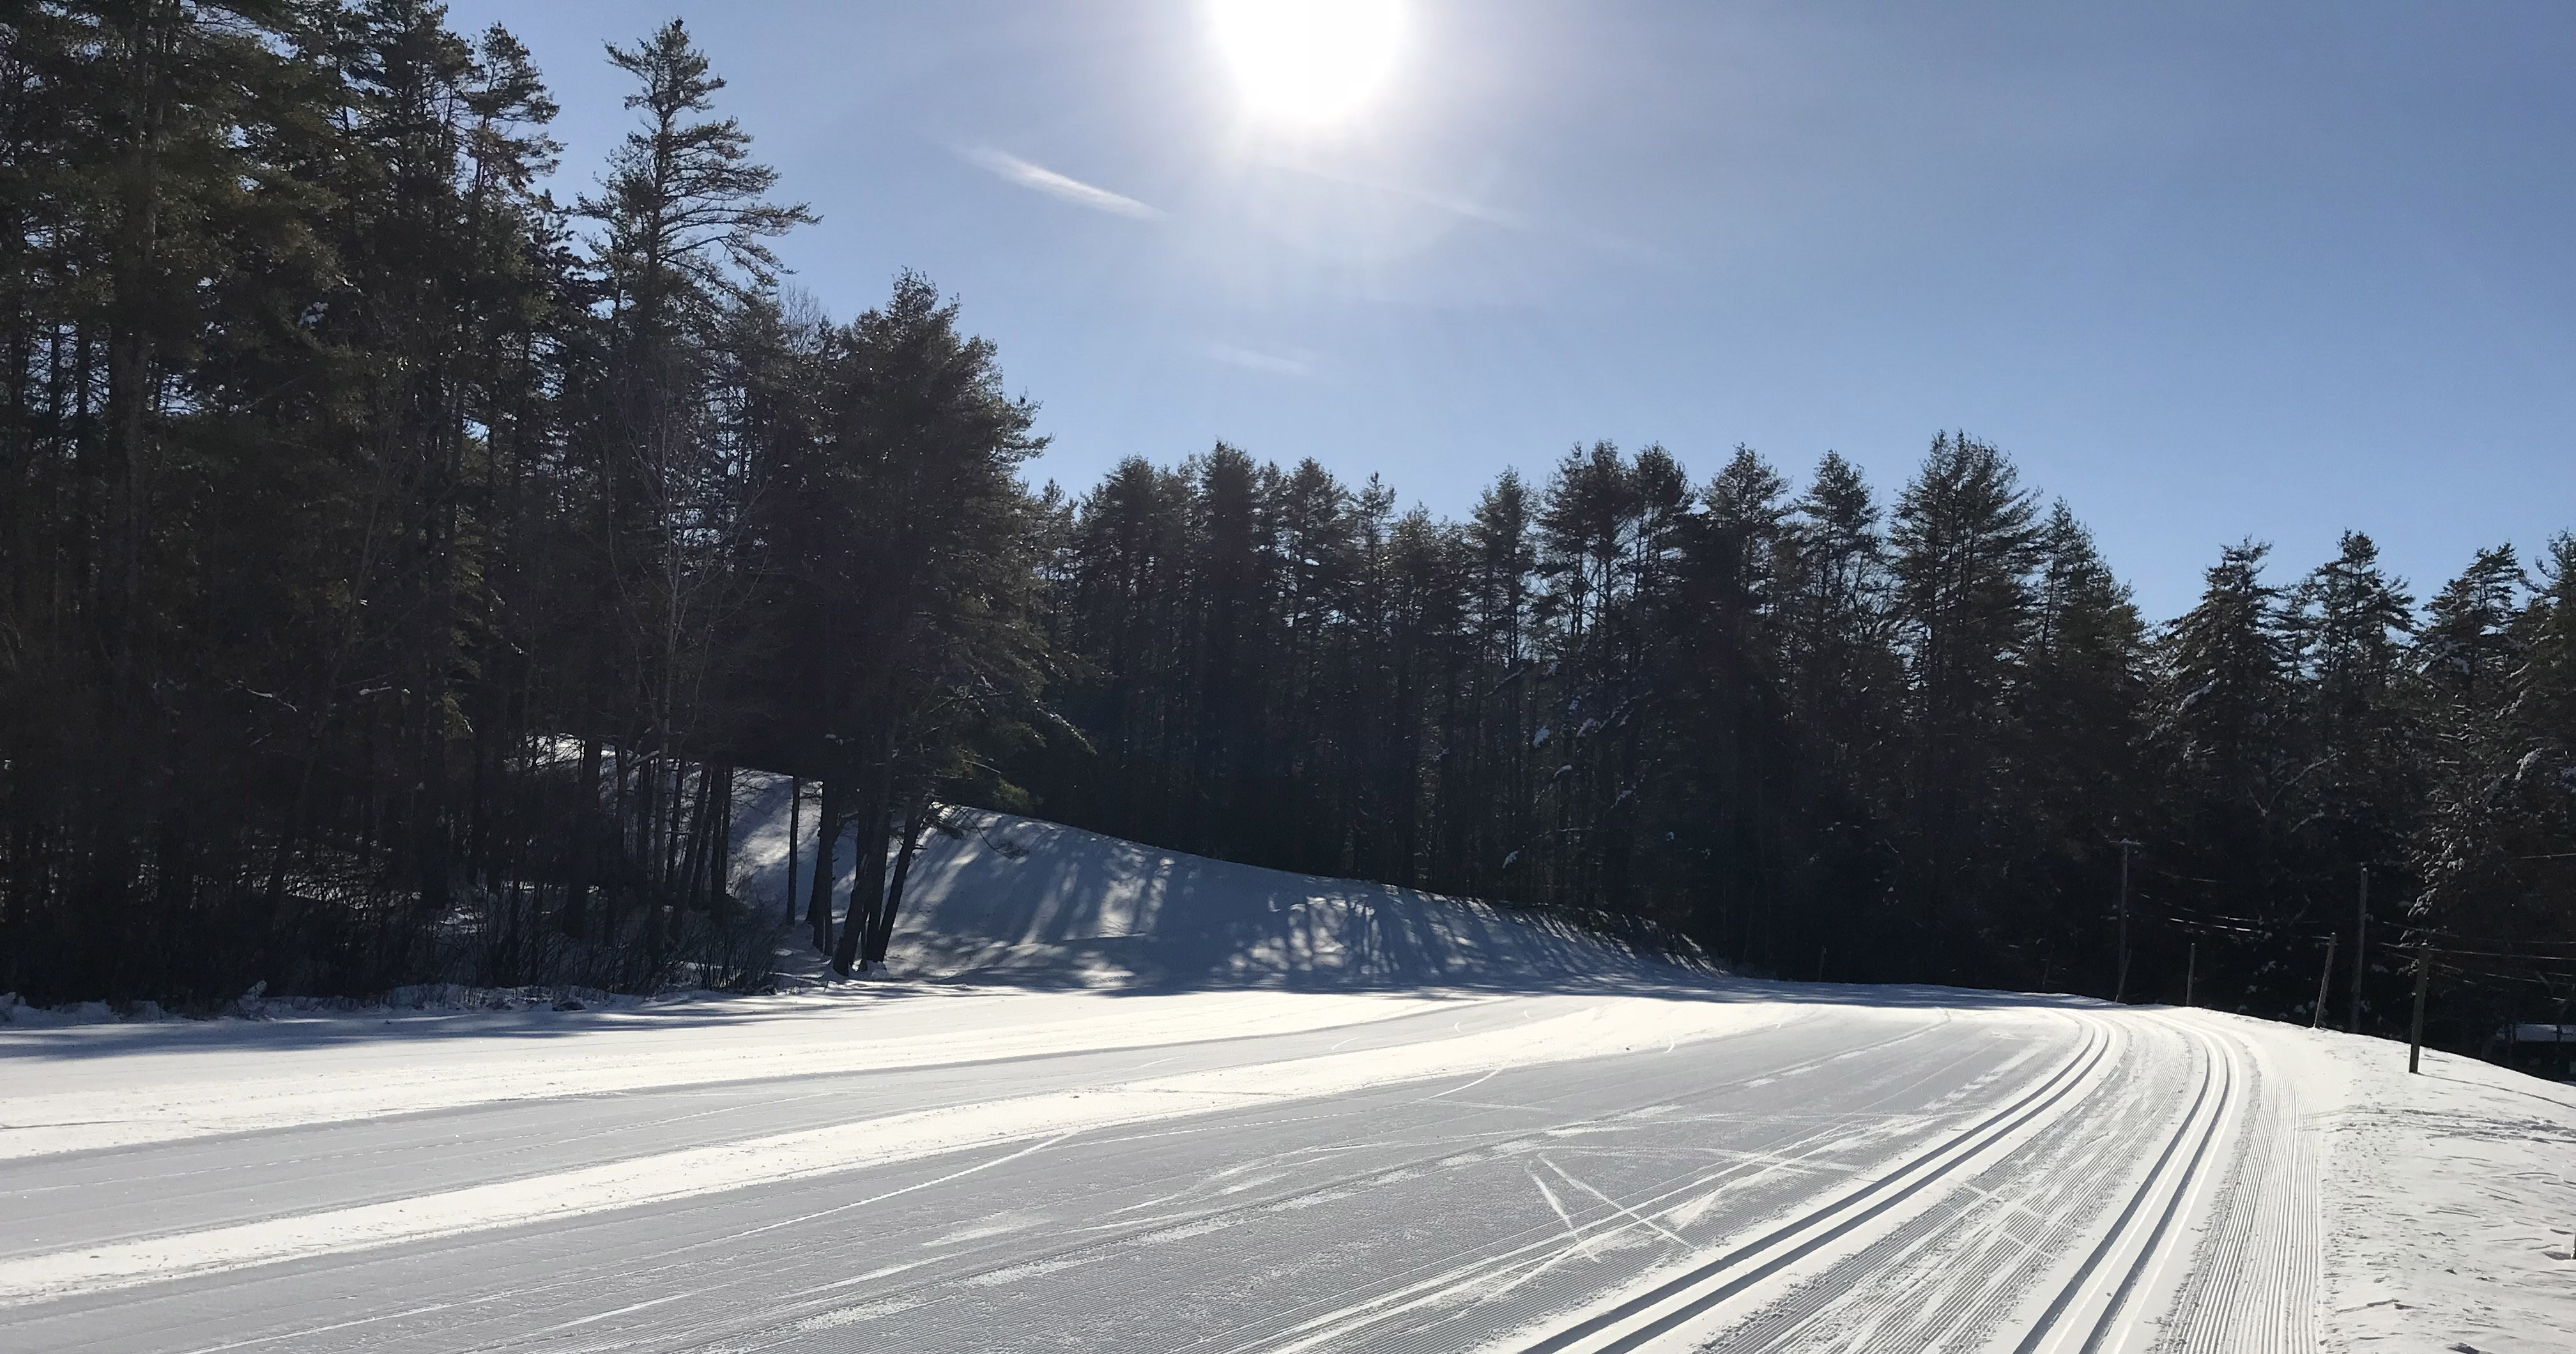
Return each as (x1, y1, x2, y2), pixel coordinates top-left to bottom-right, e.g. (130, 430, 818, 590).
(2009, 1017, 2235, 1354)
(2141, 1017, 2319, 1354)
(1709, 1017, 2244, 1354)
(643, 1013, 1974, 1354)
(1173, 1012, 2291, 1354)
(1476, 1012, 2112, 1354)
(1187, 1015, 2021, 1354)
(1504, 1013, 2249, 1354)
(1666, 1017, 2171, 1352)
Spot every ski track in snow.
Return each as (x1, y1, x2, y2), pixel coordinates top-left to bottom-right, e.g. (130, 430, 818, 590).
(0, 994, 2379, 1354)
(3, 804, 2568, 1351)
(0, 997, 1791, 1307)
(5, 989, 2565, 1353)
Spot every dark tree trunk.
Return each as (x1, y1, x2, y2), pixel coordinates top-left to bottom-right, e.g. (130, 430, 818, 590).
(864, 796, 930, 967)
(782, 776, 801, 924)
(562, 738, 601, 938)
(709, 762, 735, 909)
(832, 758, 893, 976)
(805, 773, 845, 952)
(675, 761, 709, 910)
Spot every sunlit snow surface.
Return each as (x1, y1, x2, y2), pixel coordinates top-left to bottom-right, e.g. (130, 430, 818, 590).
(735, 788, 1696, 991)
(3, 804, 2570, 1351)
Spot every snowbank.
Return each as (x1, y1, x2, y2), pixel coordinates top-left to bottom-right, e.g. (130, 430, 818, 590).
(886, 809, 1698, 988)
(4, 775, 1697, 1028)
(2179, 1010, 2576, 1352)
(724, 773, 1703, 990)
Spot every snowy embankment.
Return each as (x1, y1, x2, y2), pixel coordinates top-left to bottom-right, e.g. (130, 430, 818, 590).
(0, 792, 2569, 1351)
(721, 773, 1701, 989)
(1, 771, 1694, 1026)
(2200, 1012, 2576, 1353)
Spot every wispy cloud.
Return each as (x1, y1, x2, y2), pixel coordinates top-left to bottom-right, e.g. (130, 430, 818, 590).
(1264, 158, 1662, 264)
(960, 146, 1164, 220)
(1209, 342, 1315, 377)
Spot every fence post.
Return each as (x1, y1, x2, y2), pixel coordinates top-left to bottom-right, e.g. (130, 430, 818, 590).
(2407, 947, 2429, 1074)
(2312, 934, 2337, 1030)
(2114, 840, 2136, 1003)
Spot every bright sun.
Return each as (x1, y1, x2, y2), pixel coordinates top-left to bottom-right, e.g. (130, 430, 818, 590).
(1209, 0, 1407, 128)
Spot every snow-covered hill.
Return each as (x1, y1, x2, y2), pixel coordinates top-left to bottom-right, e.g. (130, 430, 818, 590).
(726, 774, 1701, 989)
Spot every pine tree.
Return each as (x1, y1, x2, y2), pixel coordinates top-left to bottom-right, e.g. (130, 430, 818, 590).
(2005, 503, 2145, 989)
(2412, 536, 2576, 1024)
(2418, 545, 2525, 710)
(2146, 541, 2310, 1009)
(803, 273, 1043, 974)
(574, 17, 811, 948)
(1887, 432, 2043, 971)
(1459, 470, 1538, 897)
(2287, 531, 2419, 992)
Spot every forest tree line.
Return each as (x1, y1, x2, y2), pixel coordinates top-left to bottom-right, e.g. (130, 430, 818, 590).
(0, 3, 1040, 998)
(1034, 436, 2576, 1049)
(1, 4, 2569, 1053)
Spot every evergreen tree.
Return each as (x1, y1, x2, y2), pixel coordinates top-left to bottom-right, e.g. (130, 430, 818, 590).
(2145, 542, 2312, 1008)
(1887, 432, 2043, 972)
(2412, 536, 2576, 1038)
(2418, 545, 2525, 710)
(2004, 503, 2145, 989)
(801, 273, 1043, 973)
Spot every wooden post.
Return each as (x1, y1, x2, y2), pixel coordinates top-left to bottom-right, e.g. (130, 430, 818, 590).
(2407, 947, 2429, 1074)
(2349, 865, 2368, 1033)
(2312, 934, 2337, 1029)
(2115, 840, 2135, 1003)
(2185, 942, 2196, 1008)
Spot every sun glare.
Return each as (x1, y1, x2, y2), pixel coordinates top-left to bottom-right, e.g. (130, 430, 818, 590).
(1209, 0, 1407, 128)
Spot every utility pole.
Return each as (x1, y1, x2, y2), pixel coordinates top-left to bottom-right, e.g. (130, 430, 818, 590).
(2312, 934, 2338, 1029)
(2408, 944, 2430, 1074)
(2185, 942, 2196, 1008)
(2349, 865, 2368, 1033)
(2114, 839, 2138, 1003)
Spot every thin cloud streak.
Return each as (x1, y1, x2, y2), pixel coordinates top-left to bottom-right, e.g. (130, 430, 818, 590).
(961, 146, 1164, 220)
(1265, 158, 1664, 266)
(1209, 342, 1314, 377)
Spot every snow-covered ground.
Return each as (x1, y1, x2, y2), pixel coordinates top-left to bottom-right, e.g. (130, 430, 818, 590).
(730, 786, 1698, 990)
(2220, 1012, 2576, 1353)
(3, 803, 2568, 1352)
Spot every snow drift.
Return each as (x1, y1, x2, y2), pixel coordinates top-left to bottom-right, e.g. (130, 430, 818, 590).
(724, 770, 1699, 990)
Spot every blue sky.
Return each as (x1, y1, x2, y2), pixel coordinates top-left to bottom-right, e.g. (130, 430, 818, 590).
(444, 1, 2572, 620)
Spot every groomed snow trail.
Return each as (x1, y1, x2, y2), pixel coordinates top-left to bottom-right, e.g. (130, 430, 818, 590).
(8, 805, 2563, 1351)
(3, 989, 2345, 1353)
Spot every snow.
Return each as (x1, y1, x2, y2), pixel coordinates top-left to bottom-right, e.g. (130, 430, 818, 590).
(0, 987, 1451, 1160)
(730, 782, 1700, 989)
(0, 997, 1792, 1307)
(2, 798, 2571, 1351)
(2185, 1010, 2576, 1353)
